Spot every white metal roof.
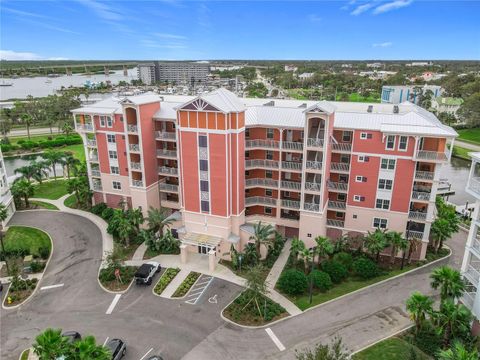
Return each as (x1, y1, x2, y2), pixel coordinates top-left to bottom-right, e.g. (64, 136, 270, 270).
(153, 102, 181, 120)
(200, 87, 246, 112)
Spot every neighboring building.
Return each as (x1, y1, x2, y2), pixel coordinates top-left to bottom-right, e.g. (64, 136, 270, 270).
(298, 73, 314, 80)
(155, 61, 210, 85)
(210, 64, 245, 71)
(358, 71, 397, 80)
(366, 63, 383, 68)
(460, 152, 480, 335)
(406, 62, 433, 67)
(72, 88, 457, 265)
(137, 63, 156, 85)
(284, 65, 298, 72)
(431, 97, 464, 117)
(381, 85, 443, 105)
(0, 148, 15, 227)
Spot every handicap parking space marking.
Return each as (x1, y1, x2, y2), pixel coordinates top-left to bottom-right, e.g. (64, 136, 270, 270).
(184, 275, 214, 305)
(265, 328, 285, 351)
(208, 294, 217, 304)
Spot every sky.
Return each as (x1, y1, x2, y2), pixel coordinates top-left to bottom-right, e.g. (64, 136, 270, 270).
(0, 0, 479, 61)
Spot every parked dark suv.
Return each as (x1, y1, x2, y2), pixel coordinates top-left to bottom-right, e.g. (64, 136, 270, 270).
(134, 261, 161, 285)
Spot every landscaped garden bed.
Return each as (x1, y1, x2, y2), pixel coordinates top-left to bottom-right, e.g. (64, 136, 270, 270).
(153, 268, 180, 295)
(4, 276, 39, 307)
(27, 200, 59, 210)
(172, 271, 201, 298)
(352, 337, 430, 360)
(98, 265, 138, 292)
(32, 179, 69, 200)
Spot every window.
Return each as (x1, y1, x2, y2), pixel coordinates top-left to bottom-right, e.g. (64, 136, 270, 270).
(110, 166, 119, 174)
(373, 218, 388, 229)
(337, 193, 346, 201)
(378, 179, 393, 190)
(356, 176, 367, 182)
(339, 174, 348, 182)
(264, 207, 273, 214)
(108, 150, 117, 159)
(100, 116, 106, 127)
(106, 117, 113, 128)
(266, 151, 273, 160)
(342, 131, 352, 142)
(353, 195, 365, 202)
(200, 180, 209, 192)
(112, 181, 121, 190)
(107, 134, 116, 143)
(245, 170, 250, 176)
(381, 158, 396, 170)
(245, 129, 250, 138)
(199, 160, 208, 171)
(375, 199, 390, 210)
(245, 151, 250, 158)
(265, 189, 273, 197)
(358, 155, 370, 162)
(201, 201, 210, 212)
(119, 116, 124, 122)
(300, 131, 304, 139)
(360, 132, 372, 139)
(284, 191, 290, 197)
(198, 135, 208, 148)
(336, 212, 344, 219)
(267, 128, 274, 139)
(340, 154, 350, 163)
(386, 135, 395, 150)
(307, 233, 312, 238)
(353, 214, 357, 219)
(399, 136, 408, 151)
(265, 170, 273, 179)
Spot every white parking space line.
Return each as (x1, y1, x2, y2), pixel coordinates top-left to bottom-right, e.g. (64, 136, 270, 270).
(139, 347, 153, 360)
(184, 275, 214, 305)
(265, 328, 285, 351)
(105, 294, 121, 315)
(40, 283, 64, 290)
(103, 337, 109, 346)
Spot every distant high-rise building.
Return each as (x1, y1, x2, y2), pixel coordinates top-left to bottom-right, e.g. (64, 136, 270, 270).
(154, 61, 210, 85)
(137, 63, 156, 85)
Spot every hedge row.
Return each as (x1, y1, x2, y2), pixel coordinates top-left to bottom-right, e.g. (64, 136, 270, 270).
(1, 135, 82, 152)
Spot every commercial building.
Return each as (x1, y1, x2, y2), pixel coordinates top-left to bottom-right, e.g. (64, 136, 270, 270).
(137, 63, 156, 85)
(73, 88, 457, 264)
(461, 153, 480, 334)
(381, 85, 443, 105)
(154, 61, 210, 85)
(0, 148, 15, 227)
(431, 97, 464, 117)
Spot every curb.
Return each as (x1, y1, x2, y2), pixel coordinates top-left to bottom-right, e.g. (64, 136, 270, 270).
(1, 226, 54, 310)
(96, 265, 135, 295)
(349, 325, 414, 356)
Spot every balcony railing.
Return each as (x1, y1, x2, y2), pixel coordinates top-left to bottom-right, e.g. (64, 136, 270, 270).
(91, 169, 101, 177)
(245, 139, 279, 149)
(89, 154, 99, 162)
(280, 180, 301, 191)
(327, 219, 345, 228)
(415, 150, 448, 162)
(77, 123, 94, 132)
(408, 211, 427, 221)
(92, 182, 102, 191)
(158, 166, 178, 176)
(412, 191, 431, 201)
(468, 177, 480, 196)
(131, 162, 142, 170)
(127, 124, 138, 133)
(132, 180, 143, 187)
(331, 143, 352, 152)
(305, 182, 322, 192)
(157, 149, 177, 158)
(330, 162, 350, 172)
(408, 230, 424, 240)
(245, 196, 277, 207)
(307, 138, 324, 148)
(304, 202, 320, 212)
(328, 200, 346, 210)
(306, 161, 322, 170)
(87, 139, 97, 147)
(281, 199, 300, 210)
(472, 239, 480, 255)
(245, 159, 279, 169)
(282, 141, 303, 151)
(129, 144, 140, 152)
(155, 131, 176, 140)
(462, 292, 475, 309)
(465, 265, 480, 285)
(327, 181, 348, 192)
(159, 182, 179, 193)
(246, 178, 278, 188)
(415, 171, 435, 181)
(281, 161, 302, 170)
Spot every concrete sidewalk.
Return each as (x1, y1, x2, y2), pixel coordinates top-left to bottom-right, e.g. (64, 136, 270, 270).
(265, 238, 291, 293)
(159, 269, 190, 298)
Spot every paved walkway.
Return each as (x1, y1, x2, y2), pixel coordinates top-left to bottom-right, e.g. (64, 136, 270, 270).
(132, 242, 147, 261)
(265, 239, 291, 293)
(160, 269, 190, 298)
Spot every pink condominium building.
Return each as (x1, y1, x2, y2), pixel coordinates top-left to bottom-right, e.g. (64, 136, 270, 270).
(72, 88, 457, 262)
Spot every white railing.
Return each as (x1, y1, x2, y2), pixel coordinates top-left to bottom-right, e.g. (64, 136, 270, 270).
(280, 181, 301, 190)
(246, 178, 278, 188)
(415, 171, 435, 181)
(158, 166, 178, 176)
(129, 144, 140, 152)
(155, 131, 176, 140)
(331, 143, 352, 152)
(416, 150, 448, 162)
(330, 162, 350, 172)
(245, 159, 279, 169)
(462, 292, 475, 309)
(92, 182, 102, 191)
(281, 199, 300, 210)
(199, 170, 208, 181)
(157, 149, 177, 158)
(327, 181, 348, 191)
(306, 161, 323, 170)
(328, 200, 346, 210)
(305, 182, 322, 192)
(87, 139, 97, 147)
(472, 239, 480, 254)
(77, 123, 94, 132)
(245, 196, 277, 206)
(408, 211, 427, 221)
(131, 162, 142, 170)
(89, 154, 99, 162)
(127, 124, 138, 133)
(411, 191, 431, 201)
(159, 183, 179, 192)
(466, 265, 480, 285)
(304, 202, 320, 212)
(468, 177, 480, 196)
(282, 141, 303, 151)
(408, 230, 424, 240)
(327, 219, 345, 228)
(91, 169, 101, 177)
(307, 138, 324, 148)
(281, 161, 302, 170)
(245, 139, 279, 149)
(132, 180, 143, 187)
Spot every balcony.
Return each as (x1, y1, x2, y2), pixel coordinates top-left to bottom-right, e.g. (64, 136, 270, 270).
(77, 123, 94, 132)
(87, 139, 97, 147)
(304, 202, 320, 212)
(415, 171, 435, 181)
(132, 180, 143, 187)
(306, 161, 323, 171)
(245, 159, 279, 170)
(472, 239, 480, 255)
(158, 166, 178, 176)
(281, 199, 300, 210)
(408, 230, 424, 240)
(467, 177, 480, 197)
(159, 182, 179, 193)
(91, 169, 101, 177)
(330, 162, 350, 173)
(415, 150, 448, 162)
(89, 154, 99, 162)
(305, 182, 322, 192)
(328, 200, 346, 210)
(307, 138, 324, 148)
(245, 196, 277, 207)
(462, 292, 475, 309)
(465, 265, 480, 286)
(129, 144, 140, 152)
(245, 139, 279, 149)
(246, 178, 278, 188)
(327, 219, 345, 228)
(131, 162, 142, 171)
(408, 211, 427, 221)
(411, 191, 431, 201)
(327, 181, 348, 192)
(282, 141, 303, 151)
(281, 161, 302, 171)
(157, 149, 177, 159)
(93, 182, 102, 191)
(331, 143, 352, 152)
(127, 124, 138, 133)
(280, 180, 301, 191)
(155, 131, 176, 141)
(161, 198, 181, 209)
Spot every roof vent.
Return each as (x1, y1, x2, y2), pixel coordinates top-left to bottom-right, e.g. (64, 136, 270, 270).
(264, 100, 275, 107)
(393, 105, 399, 114)
(367, 105, 373, 113)
(298, 103, 307, 108)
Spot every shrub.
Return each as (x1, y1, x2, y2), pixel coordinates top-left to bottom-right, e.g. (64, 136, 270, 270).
(407, 325, 442, 356)
(333, 252, 353, 271)
(38, 246, 50, 260)
(29, 261, 45, 273)
(101, 207, 115, 221)
(172, 271, 201, 297)
(228, 290, 286, 322)
(91, 202, 108, 216)
(154, 268, 180, 295)
(309, 270, 332, 292)
(353, 257, 378, 279)
(277, 269, 308, 295)
(321, 260, 348, 284)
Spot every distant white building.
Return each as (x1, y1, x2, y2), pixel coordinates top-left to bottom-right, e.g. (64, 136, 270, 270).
(211, 64, 245, 71)
(359, 70, 396, 80)
(0, 148, 15, 227)
(284, 65, 298, 72)
(431, 97, 464, 117)
(407, 61, 433, 67)
(137, 63, 156, 85)
(381, 85, 443, 104)
(298, 72, 314, 80)
(366, 62, 383, 68)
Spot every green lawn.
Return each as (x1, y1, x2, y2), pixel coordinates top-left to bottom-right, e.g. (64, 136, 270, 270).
(452, 145, 472, 161)
(62, 143, 85, 162)
(29, 200, 59, 210)
(339, 92, 381, 103)
(33, 180, 69, 199)
(353, 337, 430, 360)
(457, 128, 480, 145)
(64, 193, 77, 208)
(2, 226, 51, 258)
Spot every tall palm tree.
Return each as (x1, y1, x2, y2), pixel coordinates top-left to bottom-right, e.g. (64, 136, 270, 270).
(433, 300, 473, 348)
(430, 266, 466, 302)
(11, 178, 34, 208)
(250, 221, 275, 260)
(117, 215, 135, 247)
(63, 153, 80, 179)
(299, 248, 313, 274)
(146, 206, 173, 238)
(42, 149, 65, 179)
(438, 341, 479, 360)
(386, 231, 407, 265)
(314, 236, 333, 266)
(127, 208, 144, 232)
(431, 218, 452, 253)
(364, 229, 387, 263)
(0, 204, 10, 274)
(290, 237, 305, 261)
(406, 291, 433, 334)
(33, 328, 69, 359)
(407, 238, 421, 265)
(73, 335, 111, 360)
(21, 113, 33, 140)
(14, 163, 39, 182)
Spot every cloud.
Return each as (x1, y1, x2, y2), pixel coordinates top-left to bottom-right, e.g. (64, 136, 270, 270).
(140, 40, 187, 49)
(76, 0, 124, 21)
(154, 33, 187, 40)
(351, 3, 374, 15)
(307, 14, 322, 23)
(373, 0, 413, 14)
(2, 6, 49, 19)
(372, 42, 393, 47)
(0, 50, 68, 61)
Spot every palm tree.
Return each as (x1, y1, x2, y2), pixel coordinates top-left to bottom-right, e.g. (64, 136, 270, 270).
(33, 328, 69, 359)
(67, 177, 84, 206)
(438, 341, 479, 360)
(299, 248, 313, 273)
(11, 178, 34, 208)
(406, 291, 433, 334)
(73, 335, 111, 360)
(433, 300, 473, 348)
(290, 237, 305, 261)
(0, 204, 10, 274)
(386, 231, 407, 265)
(127, 208, 144, 232)
(42, 149, 65, 179)
(364, 229, 387, 263)
(146, 206, 173, 238)
(62, 123, 73, 136)
(14, 163, 39, 182)
(117, 215, 135, 247)
(249, 221, 275, 260)
(21, 113, 34, 140)
(430, 266, 466, 302)
(63, 153, 80, 179)
(314, 236, 333, 266)
(431, 218, 452, 253)
(407, 238, 421, 265)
